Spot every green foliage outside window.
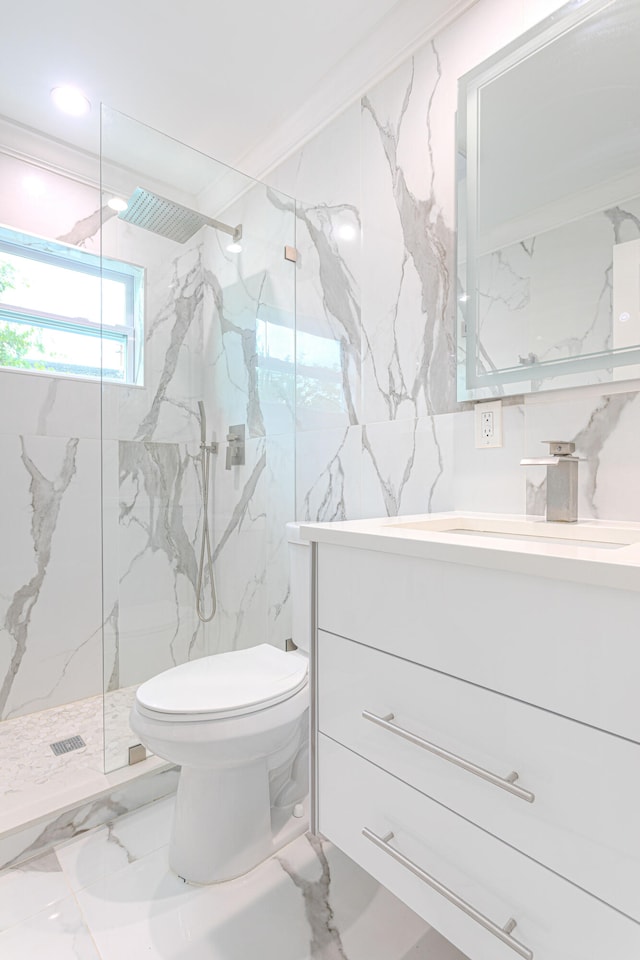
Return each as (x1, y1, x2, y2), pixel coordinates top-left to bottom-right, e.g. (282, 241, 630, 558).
(0, 260, 45, 370)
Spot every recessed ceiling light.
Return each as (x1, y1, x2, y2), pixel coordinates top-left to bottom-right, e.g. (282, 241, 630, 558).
(226, 242, 242, 253)
(50, 86, 91, 116)
(107, 196, 128, 212)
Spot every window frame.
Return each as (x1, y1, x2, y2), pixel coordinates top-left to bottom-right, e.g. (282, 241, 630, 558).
(0, 225, 144, 384)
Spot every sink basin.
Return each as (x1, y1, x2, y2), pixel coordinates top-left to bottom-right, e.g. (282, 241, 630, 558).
(386, 516, 640, 550)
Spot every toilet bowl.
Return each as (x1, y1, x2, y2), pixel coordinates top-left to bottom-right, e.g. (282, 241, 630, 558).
(130, 523, 312, 884)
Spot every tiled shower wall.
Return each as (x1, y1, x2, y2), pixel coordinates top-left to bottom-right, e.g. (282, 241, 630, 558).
(0, 155, 212, 723)
(0, 148, 295, 730)
(0, 157, 104, 722)
(262, 0, 640, 526)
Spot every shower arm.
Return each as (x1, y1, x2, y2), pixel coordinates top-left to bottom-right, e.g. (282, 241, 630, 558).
(205, 218, 242, 244)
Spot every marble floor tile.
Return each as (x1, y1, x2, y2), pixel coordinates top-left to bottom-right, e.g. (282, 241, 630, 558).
(2, 775, 469, 960)
(75, 846, 308, 960)
(0, 849, 71, 932)
(70, 822, 468, 960)
(0, 894, 100, 959)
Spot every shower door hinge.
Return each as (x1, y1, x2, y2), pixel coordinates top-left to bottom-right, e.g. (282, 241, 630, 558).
(284, 245, 298, 263)
(129, 743, 147, 765)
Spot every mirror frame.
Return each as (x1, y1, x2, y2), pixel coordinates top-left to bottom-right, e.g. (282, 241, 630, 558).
(456, 0, 640, 400)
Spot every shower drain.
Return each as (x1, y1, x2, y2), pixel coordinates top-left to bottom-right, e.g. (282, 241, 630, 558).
(50, 735, 86, 756)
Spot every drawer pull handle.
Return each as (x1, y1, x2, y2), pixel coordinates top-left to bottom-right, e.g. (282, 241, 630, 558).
(363, 827, 533, 960)
(362, 710, 535, 803)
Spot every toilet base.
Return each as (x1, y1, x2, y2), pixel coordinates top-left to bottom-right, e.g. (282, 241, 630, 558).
(169, 762, 307, 884)
(170, 761, 270, 883)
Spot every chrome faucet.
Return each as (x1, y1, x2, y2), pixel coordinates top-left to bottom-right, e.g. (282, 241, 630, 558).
(521, 441, 579, 523)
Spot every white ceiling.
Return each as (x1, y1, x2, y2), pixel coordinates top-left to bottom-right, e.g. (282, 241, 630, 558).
(0, 0, 474, 179)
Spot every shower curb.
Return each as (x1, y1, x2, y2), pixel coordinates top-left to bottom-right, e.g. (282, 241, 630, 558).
(0, 760, 178, 871)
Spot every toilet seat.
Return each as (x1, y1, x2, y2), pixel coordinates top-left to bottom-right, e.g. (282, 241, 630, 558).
(135, 644, 308, 722)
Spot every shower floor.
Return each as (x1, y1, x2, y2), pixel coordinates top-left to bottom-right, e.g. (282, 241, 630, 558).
(0, 686, 166, 836)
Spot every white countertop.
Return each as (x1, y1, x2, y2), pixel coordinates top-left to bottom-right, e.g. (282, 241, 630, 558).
(300, 512, 640, 592)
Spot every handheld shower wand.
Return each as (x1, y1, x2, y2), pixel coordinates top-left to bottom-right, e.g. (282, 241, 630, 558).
(198, 400, 207, 447)
(196, 401, 217, 623)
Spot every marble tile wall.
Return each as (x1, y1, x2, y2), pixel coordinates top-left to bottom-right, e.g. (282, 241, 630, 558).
(100, 227, 210, 709)
(263, 1, 528, 522)
(0, 158, 103, 723)
(1, 140, 298, 756)
(0, 154, 215, 732)
(199, 182, 296, 655)
(263, 0, 640, 526)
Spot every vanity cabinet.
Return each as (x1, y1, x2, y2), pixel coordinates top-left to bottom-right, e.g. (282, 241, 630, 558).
(312, 540, 640, 960)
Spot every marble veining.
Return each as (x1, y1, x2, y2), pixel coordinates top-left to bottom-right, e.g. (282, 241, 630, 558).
(362, 416, 446, 517)
(268, 189, 361, 428)
(299, 427, 357, 522)
(0, 797, 469, 959)
(362, 47, 455, 419)
(363, 251, 414, 419)
(213, 446, 267, 561)
(205, 264, 267, 438)
(1, 437, 79, 719)
(279, 832, 347, 959)
(34, 379, 60, 437)
(56, 205, 117, 247)
(135, 253, 204, 442)
(102, 435, 209, 696)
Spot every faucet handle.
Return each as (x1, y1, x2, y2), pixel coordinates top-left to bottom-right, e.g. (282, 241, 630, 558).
(542, 441, 575, 456)
(521, 440, 581, 466)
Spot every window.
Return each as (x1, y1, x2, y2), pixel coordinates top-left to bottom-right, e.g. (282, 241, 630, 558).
(0, 226, 144, 383)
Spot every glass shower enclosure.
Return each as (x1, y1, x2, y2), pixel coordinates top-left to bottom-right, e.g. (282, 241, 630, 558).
(99, 107, 297, 772)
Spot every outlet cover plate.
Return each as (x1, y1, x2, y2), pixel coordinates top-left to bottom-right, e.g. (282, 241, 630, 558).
(474, 399, 503, 448)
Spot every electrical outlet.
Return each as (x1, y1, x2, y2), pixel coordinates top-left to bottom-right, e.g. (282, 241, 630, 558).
(481, 410, 494, 440)
(474, 400, 503, 448)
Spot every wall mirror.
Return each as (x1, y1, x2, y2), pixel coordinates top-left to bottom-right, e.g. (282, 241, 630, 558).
(457, 0, 640, 400)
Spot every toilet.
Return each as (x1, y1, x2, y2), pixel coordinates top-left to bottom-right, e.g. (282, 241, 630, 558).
(130, 522, 311, 884)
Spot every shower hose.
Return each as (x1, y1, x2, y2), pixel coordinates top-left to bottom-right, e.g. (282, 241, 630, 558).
(196, 440, 217, 622)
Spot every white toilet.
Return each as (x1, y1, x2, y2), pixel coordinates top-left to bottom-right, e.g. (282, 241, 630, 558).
(130, 523, 311, 884)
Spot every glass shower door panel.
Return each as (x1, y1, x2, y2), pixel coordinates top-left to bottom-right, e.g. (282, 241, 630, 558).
(100, 106, 295, 773)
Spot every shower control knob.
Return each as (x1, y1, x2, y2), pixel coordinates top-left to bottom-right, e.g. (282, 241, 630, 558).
(225, 424, 246, 469)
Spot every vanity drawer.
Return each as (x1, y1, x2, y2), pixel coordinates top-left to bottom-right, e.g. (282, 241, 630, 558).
(318, 630, 640, 920)
(318, 734, 640, 960)
(316, 542, 640, 741)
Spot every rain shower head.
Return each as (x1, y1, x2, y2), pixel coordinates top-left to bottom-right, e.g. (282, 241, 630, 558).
(118, 187, 242, 246)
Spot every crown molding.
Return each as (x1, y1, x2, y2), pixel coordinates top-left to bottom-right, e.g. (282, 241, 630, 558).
(0, 113, 202, 207)
(0, 113, 100, 187)
(236, 0, 480, 181)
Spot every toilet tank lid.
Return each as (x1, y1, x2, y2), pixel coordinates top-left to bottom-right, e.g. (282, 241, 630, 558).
(136, 645, 308, 716)
(286, 521, 310, 543)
